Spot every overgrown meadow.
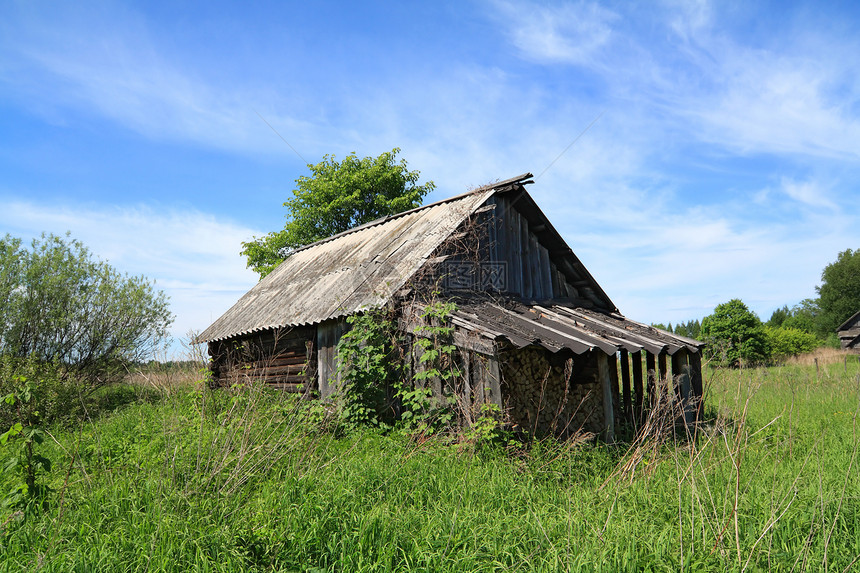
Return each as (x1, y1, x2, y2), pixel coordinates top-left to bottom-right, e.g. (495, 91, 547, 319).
(2, 355, 859, 572)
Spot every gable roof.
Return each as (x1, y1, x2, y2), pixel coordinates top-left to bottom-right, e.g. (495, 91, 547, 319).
(837, 310, 860, 333)
(196, 174, 614, 343)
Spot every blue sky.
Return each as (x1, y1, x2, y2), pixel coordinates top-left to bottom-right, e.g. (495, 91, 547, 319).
(2, 0, 859, 350)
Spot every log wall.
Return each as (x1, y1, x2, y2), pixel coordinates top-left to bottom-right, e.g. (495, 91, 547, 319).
(208, 326, 317, 393)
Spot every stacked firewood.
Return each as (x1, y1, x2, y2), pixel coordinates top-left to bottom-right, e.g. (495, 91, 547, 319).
(500, 346, 604, 437)
(217, 353, 313, 392)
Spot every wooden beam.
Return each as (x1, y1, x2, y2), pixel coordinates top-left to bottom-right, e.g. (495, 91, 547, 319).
(609, 353, 620, 416)
(509, 208, 523, 296)
(671, 351, 683, 399)
(672, 350, 693, 429)
(658, 352, 668, 387)
(487, 355, 502, 407)
(598, 352, 615, 444)
(689, 351, 704, 425)
(538, 243, 552, 300)
(620, 350, 632, 422)
(632, 351, 644, 426)
(520, 215, 532, 299)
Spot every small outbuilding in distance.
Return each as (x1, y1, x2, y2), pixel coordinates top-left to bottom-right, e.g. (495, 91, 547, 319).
(837, 311, 860, 353)
(195, 174, 705, 441)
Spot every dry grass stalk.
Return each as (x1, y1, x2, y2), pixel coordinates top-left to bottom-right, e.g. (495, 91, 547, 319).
(604, 381, 686, 486)
(785, 347, 853, 366)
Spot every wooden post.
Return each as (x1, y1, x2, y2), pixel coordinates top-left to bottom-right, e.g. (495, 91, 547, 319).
(473, 354, 486, 404)
(598, 352, 615, 444)
(646, 352, 657, 408)
(815, 357, 820, 381)
(689, 351, 703, 425)
(671, 351, 683, 399)
(462, 351, 473, 425)
(487, 355, 502, 407)
(672, 350, 692, 428)
(620, 350, 632, 423)
(316, 321, 341, 399)
(658, 352, 668, 390)
(609, 353, 620, 417)
(632, 351, 644, 425)
(681, 364, 694, 427)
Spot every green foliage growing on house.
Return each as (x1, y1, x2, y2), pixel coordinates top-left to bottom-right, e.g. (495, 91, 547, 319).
(241, 148, 435, 277)
(332, 301, 466, 435)
(334, 311, 404, 429)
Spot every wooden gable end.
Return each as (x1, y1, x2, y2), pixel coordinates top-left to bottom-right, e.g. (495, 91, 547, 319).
(425, 185, 615, 311)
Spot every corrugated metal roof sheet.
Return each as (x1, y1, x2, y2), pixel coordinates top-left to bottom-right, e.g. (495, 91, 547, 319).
(451, 300, 704, 357)
(195, 181, 518, 342)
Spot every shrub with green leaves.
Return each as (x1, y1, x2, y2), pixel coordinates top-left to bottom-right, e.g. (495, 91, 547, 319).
(332, 302, 464, 434)
(702, 299, 769, 367)
(763, 326, 819, 362)
(0, 233, 173, 388)
(0, 356, 83, 429)
(1, 376, 53, 511)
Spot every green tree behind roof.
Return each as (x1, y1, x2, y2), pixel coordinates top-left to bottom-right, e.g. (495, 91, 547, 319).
(241, 148, 435, 278)
(817, 248, 860, 335)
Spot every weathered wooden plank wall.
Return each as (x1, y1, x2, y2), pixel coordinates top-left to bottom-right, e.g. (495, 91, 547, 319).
(477, 195, 586, 302)
(316, 319, 347, 399)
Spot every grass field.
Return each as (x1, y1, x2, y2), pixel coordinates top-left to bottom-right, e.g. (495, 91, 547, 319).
(1, 357, 859, 572)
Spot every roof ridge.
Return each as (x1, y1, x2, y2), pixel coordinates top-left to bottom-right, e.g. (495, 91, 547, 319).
(285, 173, 534, 256)
(838, 310, 860, 331)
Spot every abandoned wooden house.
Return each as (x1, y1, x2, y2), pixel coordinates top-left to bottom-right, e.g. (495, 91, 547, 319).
(196, 174, 705, 441)
(837, 311, 860, 353)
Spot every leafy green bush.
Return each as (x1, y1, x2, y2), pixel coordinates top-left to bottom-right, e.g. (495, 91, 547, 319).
(0, 233, 173, 389)
(333, 302, 464, 434)
(1, 378, 52, 512)
(702, 299, 769, 367)
(763, 326, 819, 362)
(0, 356, 83, 429)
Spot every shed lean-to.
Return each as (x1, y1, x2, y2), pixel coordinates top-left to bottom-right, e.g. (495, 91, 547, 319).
(195, 174, 705, 441)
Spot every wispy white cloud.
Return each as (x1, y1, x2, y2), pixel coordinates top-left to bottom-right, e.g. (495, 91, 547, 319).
(776, 177, 837, 210)
(489, 0, 619, 66)
(488, 0, 860, 161)
(0, 3, 319, 158)
(686, 51, 860, 160)
(0, 200, 262, 346)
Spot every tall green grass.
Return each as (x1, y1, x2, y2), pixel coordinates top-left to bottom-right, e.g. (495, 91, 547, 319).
(2, 360, 859, 572)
